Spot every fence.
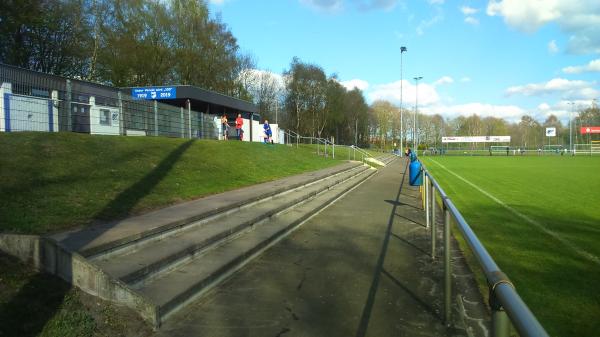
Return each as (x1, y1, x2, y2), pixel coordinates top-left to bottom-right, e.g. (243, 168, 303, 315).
(421, 166, 549, 337)
(0, 64, 219, 139)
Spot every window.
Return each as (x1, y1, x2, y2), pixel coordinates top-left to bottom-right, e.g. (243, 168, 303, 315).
(99, 109, 111, 126)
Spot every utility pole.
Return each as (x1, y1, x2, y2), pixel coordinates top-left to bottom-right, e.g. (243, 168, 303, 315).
(568, 101, 574, 153)
(400, 46, 407, 156)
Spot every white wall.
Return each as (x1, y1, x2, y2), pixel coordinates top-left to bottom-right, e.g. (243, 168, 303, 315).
(0, 83, 59, 133)
(89, 96, 120, 135)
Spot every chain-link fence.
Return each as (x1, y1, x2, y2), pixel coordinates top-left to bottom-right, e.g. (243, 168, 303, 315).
(0, 64, 219, 139)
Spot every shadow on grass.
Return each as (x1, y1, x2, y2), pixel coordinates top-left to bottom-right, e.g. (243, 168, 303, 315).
(63, 139, 195, 252)
(0, 254, 71, 337)
(0, 139, 196, 335)
(94, 139, 196, 220)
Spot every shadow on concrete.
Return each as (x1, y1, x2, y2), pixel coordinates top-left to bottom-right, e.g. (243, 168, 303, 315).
(381, 269, 440, 320)
(384, 199, 422, 211)
(390, 232, 429, 256)
(354, 161, 407, 337)
(393, 212, 427, 228)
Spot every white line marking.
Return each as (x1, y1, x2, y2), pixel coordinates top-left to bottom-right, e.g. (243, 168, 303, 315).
(429, 158, 600, 266)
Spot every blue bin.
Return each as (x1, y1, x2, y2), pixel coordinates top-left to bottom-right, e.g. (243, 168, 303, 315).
(409, 159, 423, 186)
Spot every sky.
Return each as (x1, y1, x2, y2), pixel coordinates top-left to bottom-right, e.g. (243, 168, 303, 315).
(207, 0, 600, 124)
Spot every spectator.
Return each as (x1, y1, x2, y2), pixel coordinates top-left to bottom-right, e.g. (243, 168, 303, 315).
(263, 119, 272, 144)
(220, 114, 228, 140)
(235, 114, 243, 141)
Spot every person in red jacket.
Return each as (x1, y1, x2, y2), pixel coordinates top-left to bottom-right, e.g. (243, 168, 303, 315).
(235, 114, 243, 141)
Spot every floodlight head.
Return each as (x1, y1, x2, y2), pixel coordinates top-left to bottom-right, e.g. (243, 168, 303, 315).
(414, 76, 423, 81)
(401, 46, 407, 53)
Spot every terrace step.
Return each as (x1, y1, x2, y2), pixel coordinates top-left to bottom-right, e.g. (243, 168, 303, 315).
(51, 161, 364, 258)
(91, 164, 373, 286)
(135, 166, 376, 323)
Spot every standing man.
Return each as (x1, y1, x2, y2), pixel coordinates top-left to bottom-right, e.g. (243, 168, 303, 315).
(235, 113, 243, 141)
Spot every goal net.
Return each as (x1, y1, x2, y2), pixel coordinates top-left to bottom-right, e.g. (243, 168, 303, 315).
(489, 145, 510, 156)
(542, 144, 564, 155)
(592, 141, 600, 155)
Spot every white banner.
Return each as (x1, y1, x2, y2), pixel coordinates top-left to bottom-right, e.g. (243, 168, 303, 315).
(545, 127, 556, 137)
(442, 136, 511, 143)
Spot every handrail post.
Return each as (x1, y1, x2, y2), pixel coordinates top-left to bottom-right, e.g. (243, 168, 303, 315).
(425, 174, 430, 229)
(444, 200, 452, 326)
(492, 308, 510, 337)
(430, 178, 436, 260)
(490, 276, 511, 337)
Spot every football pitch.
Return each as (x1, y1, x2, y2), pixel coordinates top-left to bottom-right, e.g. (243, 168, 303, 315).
(419, 155, 600, 337)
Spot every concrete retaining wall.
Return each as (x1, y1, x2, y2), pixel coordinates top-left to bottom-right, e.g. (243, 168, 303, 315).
(0, 233, 159, 327)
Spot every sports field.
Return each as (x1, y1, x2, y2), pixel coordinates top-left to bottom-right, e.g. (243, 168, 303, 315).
(420, 155, 600, 337)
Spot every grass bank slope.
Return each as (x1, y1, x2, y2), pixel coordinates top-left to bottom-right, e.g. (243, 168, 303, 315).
(0, 132, 345, 235)
(421, 155, 600, 337)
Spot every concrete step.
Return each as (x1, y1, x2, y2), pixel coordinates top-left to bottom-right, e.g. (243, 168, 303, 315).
(91, 165, 372, 286)
(138, 166, 376, 324)
(51, 161, 362, 258)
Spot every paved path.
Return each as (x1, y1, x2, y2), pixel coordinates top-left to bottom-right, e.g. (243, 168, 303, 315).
(156, 158, 490, 337)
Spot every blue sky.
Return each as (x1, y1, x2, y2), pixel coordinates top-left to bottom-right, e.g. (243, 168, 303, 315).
(208, 0, 600, 123)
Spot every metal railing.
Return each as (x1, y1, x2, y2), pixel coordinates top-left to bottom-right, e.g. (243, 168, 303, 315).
(421, 165, 549, 337)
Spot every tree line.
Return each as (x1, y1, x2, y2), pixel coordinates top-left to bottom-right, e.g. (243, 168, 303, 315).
(2, 0, 596, 148)
(369, 101, 600, 150)
(0, 0, 253, 99)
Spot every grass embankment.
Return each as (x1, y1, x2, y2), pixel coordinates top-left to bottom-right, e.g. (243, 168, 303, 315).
(421, 156, 600, 337)
(0, 132, 352, 235)
(0, 132, 362, 336)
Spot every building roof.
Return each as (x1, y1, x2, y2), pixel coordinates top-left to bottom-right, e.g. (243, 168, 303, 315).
(123, 85, 258, 114)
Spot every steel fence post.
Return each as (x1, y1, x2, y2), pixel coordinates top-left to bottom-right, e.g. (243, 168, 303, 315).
(492, 309, 510, 337)
(444, 201, 452, 326)
(180, 107, 184, 138)
(153, 100, 158, 136)
(66, 79, 71, 132)
(431, 181, 436, 260)
(118, 91, 124, 136)
(425, 174, 430, 229)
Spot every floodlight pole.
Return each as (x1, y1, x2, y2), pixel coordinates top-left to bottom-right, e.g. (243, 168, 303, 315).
(400, 46, 407, 156)
(414, 76, 423, 150)
(568, 101, 574, 153)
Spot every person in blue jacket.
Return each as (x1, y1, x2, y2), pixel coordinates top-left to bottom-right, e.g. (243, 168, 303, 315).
(263, 120, 272, 144)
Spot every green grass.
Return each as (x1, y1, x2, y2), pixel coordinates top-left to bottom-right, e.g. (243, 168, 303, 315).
(421, 155, 600, 337)
(0, 132, 356, 235)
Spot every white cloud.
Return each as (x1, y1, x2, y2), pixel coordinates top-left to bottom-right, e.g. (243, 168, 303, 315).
(299, 0, 399, 12)
(506, 78, 599, 99)
(300, 0, 344, 12)
(464, 17, 479, 25)
(461, 6, 478, 15)
(548, 40, 559, 53)
(423, 102, 526, 122)
(562, 59, 600, 74)
(340, 79, 370, 91)
(416, 8, 444, 35)
(434, 76, 454, 86)
(428, 0, 445, 4)
(460, 77, 472, 82)
(367, 80, 440, 106)
(486, 0, 600, 54)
